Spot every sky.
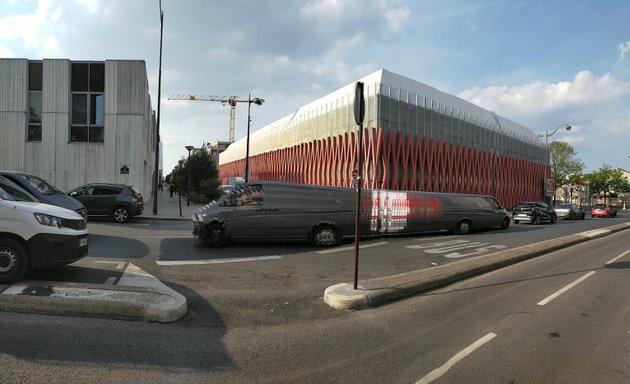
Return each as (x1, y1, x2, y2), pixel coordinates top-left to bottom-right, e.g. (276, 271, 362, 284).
(1, 0, 630, 175)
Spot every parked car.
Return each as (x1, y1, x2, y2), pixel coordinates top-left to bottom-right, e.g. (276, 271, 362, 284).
(554, 203, 585, 220)
(0, 170, 87, 219)
(591, 203, 618, 218)
(67, 183, 143, 223)
(0, 175, 88, 284)
(512, 201, 557, 224)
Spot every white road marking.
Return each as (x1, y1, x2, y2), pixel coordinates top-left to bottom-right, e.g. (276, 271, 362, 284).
(117, 263, 169, 291)
(316, 241, 389, 254)
(94, 261, 126, 270)
(156, 255, 282, 266)
(537, 271, 596, 306)
(104, 276, 117, 285)
(416, 333, 497, 384)
(606, 250, 630, 265)
(136, 235, 191, 239)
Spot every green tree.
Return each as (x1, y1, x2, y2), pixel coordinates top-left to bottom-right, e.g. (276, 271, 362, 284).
(548, 141, 585, 194)
(169, 150, 223, 204)
(584, 164, 630, 203)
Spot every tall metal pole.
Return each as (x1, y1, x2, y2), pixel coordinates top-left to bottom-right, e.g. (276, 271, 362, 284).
(186, 146, 193, 206)
(244, 93, 251, 183)
(152, 1, 164, 215)
(353, 82, 365, 290)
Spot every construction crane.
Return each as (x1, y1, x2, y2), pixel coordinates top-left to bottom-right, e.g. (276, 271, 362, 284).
(167, 94, 264, 142)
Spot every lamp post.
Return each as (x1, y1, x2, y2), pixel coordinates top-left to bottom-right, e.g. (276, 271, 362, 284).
(244, 94, 265, 183)
(185, 145, 194, 206)
(544, 123, 571, 144)
(152, 0, 164, 215)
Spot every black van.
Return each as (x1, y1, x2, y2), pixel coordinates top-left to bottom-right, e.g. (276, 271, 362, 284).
(193, 181, 511, 247)
(0, 171, 87, 219)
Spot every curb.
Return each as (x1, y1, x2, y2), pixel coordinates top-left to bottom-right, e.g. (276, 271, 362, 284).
(324, 222, 630, 311)
(0, 264, 187, 323)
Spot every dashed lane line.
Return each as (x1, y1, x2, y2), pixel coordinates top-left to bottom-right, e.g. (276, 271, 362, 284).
(156, 255, 283, 266)
(537, 271, 596, 306)
(416, 333, 497, 384)
(606, 250, 630, 265)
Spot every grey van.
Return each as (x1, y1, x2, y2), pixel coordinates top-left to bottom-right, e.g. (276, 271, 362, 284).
(192, 182, 511, 247)
(0, 170, 87, 219)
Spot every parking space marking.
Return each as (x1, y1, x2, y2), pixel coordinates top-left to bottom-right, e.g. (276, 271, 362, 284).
(416, 333, 497, 384)
(104, 276, 117, 285)
(94, 261, 127, 270)
(606, 250, 630, 265)
(316, 241, 389, 254)
(537, 271, 596, 306)
(156, 255, 282, 266)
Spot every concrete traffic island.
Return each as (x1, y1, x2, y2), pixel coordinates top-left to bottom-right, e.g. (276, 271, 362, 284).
(325, 222, 630, 311)
(0, 263, 187, 322)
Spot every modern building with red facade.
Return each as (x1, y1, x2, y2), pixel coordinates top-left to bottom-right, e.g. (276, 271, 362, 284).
(218, 69, 548, 209)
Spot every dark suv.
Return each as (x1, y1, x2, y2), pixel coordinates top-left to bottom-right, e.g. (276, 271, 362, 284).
(67, 183, 143, 223)
(512, 201, 557, 225)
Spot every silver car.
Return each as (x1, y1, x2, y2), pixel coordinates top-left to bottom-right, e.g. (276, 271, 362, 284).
(554, 203, 585, 220)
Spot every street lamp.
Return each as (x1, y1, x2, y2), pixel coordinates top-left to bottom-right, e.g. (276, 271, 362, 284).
(543, 123, 571, 143)
(244, 94, 265, 183)
(152, 0, 164, 215)
(185, 145, 194, 206)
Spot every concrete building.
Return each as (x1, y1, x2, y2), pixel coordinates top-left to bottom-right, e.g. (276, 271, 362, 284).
(0, 58, 157, 195)
(219, 69, 548, 209)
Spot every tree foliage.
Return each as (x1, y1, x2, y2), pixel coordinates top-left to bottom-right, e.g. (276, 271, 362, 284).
(167, 150, 223, 204)
(548, 141, 585, 191)
(583, 164, 630, 203)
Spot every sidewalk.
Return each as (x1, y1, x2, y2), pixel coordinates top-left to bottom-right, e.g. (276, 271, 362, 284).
(139, 190, 203, 221)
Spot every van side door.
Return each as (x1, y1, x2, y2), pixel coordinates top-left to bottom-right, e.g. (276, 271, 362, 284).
(228, 184, 269, 239)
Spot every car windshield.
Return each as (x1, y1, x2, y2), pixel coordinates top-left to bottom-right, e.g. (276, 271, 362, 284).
(23, 175, 62, 195)
(593, 204, 606, 209)
(0, 178, 37, 202)
(557, 204, 572, 209)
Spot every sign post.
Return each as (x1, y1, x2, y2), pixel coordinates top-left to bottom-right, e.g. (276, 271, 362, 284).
(353, 82, 365, 290)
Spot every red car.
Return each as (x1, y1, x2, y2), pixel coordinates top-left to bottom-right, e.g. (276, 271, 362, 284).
(591, 203, 617, 218)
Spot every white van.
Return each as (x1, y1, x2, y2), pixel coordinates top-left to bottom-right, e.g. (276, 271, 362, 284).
(0, 175, 88, 284)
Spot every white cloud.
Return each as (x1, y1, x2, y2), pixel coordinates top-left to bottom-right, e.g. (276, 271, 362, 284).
(0, 0, 64, 56)
(74, 0, 99, 14)
(605, 114, 630, 134)
(458, 71, 630, 119)
(618, 41, 630, 61)
(384, 3, 410, 32)
(301, 0, 410, 32)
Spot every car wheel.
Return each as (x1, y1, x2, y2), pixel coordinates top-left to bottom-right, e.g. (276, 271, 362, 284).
(454, 220, 472, 235)
(113, 206, 130, 223)
(0, 239, 29, 284)
(513, 219, 519, 224)
(501, 217, 510, 230)
(580, 213, 585, 220)
(532, 215, 541, 225)
(312, 225, 340, 247)
(550, 214, 557, 224)
(207, 222, 228, 247)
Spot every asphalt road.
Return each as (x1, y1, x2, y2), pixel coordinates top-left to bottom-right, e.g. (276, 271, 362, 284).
(1, 213, 628, 383)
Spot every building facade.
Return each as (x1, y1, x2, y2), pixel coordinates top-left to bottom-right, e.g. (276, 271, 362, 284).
(0, 58, 156, 195)
(219, 69, 549, 209)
